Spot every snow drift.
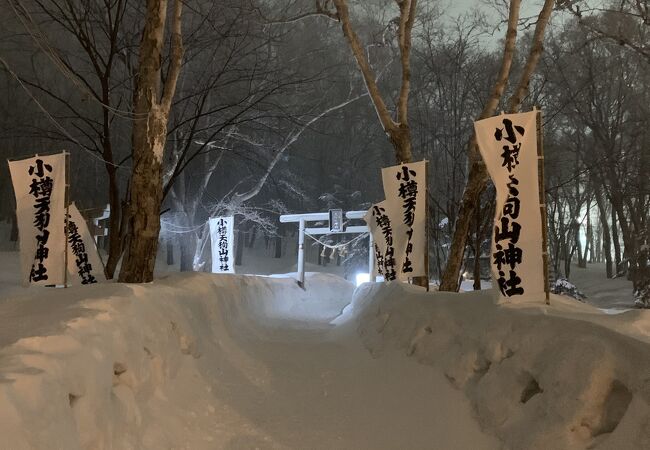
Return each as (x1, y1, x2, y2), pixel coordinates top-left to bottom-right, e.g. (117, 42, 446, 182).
(0, 273, 352, 449)
(349, 282, 650, 450)
(1, 268, 649, 449)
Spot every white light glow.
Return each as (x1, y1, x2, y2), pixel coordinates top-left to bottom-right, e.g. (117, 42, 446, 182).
(355, 273, 370, 286)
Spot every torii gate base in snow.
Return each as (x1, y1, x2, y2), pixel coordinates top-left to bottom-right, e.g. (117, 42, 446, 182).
(279, 211, 375, 288)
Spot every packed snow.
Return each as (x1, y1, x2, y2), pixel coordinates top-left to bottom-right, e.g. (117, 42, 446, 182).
(0, 250, 649, 449)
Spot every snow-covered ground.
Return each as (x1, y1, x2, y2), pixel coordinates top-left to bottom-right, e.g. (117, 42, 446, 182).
(0, 265, 496, 449)
(0, 249, 649, 449)
(568, 263, 637, 309)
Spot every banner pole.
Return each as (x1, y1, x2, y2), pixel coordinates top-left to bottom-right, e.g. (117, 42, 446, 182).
(64, 150, 70, 289)
(297, 218, 305, 289)
(425, 160, 430, 292)
(536, 109, 550, 305)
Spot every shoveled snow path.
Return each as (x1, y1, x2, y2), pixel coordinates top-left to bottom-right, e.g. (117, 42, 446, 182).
(203, 321, 500, 449)
(0, 270, 499, 449)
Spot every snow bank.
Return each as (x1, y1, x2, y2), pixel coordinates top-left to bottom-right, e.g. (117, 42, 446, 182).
(0, 273, 352, 449)
(2, 263, 650, 450)
(348, 281, 650, 450)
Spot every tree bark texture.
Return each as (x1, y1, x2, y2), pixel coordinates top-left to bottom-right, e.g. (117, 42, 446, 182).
(104, 166, 123, 278)
(331, 0, 415, 164)
(330, 0, 427, 284)
(119, 0, 183, 283)
(594, 187, 613, 278)
(439, 0, 556, 292)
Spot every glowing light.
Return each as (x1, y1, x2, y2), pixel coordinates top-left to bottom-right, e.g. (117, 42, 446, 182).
(356, 273, 370, 286)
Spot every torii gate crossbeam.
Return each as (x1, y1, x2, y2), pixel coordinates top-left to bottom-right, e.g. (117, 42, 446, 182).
(279, 211, 375, 288)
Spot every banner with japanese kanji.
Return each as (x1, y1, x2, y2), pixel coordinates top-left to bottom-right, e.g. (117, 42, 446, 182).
(8, 153, 67, 286)
(364, 201, 398, 280)
(474, 111, 545, 300)
(66, 202, 105, 285)
(381, 160, 427, 280)
(209, 216, 235, 274)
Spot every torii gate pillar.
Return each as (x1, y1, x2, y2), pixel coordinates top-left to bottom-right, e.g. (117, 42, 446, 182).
(280, 211, 374, 288)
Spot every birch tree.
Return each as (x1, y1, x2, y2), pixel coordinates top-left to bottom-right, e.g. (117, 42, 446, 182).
(332, 0, 417, 163)
(558, 0, 650, 61)
(118, 0, 183, 283)
(260, 0, 427, 283)
(261, 0, 418, 163)
(439, 0, 556, 292)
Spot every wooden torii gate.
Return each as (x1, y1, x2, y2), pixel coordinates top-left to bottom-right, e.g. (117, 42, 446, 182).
(279, 210, 375, 287)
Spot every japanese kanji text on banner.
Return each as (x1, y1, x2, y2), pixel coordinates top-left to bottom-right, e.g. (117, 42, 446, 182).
(365, 201, 396, 280)
(9, 153, 67, 286)
(67, 202, 106, 285)
(474, 111, 545, 300)
(209, 216, 235, 274)
(381, 160, 427, 280)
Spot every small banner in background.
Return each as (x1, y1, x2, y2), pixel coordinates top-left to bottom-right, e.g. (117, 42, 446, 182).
(209, 216, 235, 274)
(381, 160, 427, 280)
(66, 202, 106, 285)
(9, 153, 67, 286)
(474, 111, 545, 300)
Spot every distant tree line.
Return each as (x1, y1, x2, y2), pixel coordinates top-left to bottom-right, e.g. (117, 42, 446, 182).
(0, 0, 646, 306)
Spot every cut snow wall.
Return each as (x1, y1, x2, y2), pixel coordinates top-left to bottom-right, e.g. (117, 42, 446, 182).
(0, 273, 353, 450)
(350, 282, 650, 450)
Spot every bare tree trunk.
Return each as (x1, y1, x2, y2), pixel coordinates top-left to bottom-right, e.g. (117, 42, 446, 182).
(547, 198, 561, 279)
(583, 215, 596, 265)
(576, 220, 585, 268)
(235, 228, 245, 266)
(472, 195, 482, 290)
(611, 195, 634, 275)
(612, 207, 622, 272)
(440, 156, 490, 290)
(440, 0, 556, 291)
(329, 0, 417, 164)
(119, 0, 183, 283)
(247, 226, 257, 248)
(558, 206, 567, 278)
(104, 166, 123, 278)
(179, 231, 195, 272)
(439, 0, 522, 291)
(633, 227, 649, 307)
(166, 238, 174, 265)
(274, 226, 283, 259)
(192, 225, 209, 272)
(309, 0, 427, 284)
(594, 188, 613, 278)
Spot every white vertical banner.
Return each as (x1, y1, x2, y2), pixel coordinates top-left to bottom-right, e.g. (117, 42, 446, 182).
(8, 153, 67, 286)
(209, 216, 235, 274)
(364, 201, 398, 281)
(66, 202, 106, 284)
(474, 111, 545, 301)
(381, 160, 427, 280)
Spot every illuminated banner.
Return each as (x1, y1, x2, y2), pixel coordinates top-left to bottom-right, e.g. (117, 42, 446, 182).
(66, 202, 105, 284)
(209, 216, 235, 274)
(8, 153, 67, 286)
(474, 111, 545, 300)
(381, 160, 427, 280)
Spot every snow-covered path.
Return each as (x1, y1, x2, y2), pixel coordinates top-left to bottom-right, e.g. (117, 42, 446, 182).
(0, 270, 499, 449)
(198, 322, 499, 449)
(2, 250, 649, 449)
